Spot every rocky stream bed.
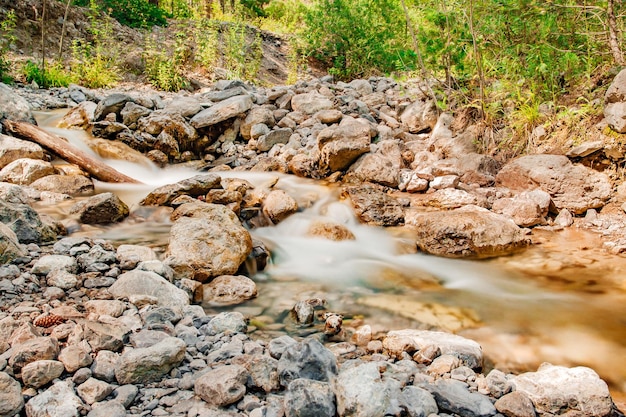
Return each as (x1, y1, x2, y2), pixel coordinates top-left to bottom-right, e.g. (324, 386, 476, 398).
(1, 74, 626, 417)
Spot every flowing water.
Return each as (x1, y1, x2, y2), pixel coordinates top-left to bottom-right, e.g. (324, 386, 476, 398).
(34, 110, 626, 405)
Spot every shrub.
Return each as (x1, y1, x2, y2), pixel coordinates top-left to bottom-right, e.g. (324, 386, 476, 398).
(22, 60, 75, 88)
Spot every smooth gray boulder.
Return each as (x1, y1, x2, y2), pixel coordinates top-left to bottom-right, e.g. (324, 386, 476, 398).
(425, 379, 497, 417)
(190, 95, 253, 128)
(115, 337, 186, 384)
(108, 269, 190, 310)
(0, 83, 36, 125)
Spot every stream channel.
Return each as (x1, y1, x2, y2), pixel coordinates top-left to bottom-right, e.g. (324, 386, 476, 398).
(34, 110, 626, 405)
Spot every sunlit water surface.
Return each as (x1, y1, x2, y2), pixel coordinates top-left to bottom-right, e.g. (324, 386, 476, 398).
(33, 110, 626, 405)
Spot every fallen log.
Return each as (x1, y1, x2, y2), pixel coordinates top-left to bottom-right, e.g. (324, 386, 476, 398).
(3, 119, 141, 184)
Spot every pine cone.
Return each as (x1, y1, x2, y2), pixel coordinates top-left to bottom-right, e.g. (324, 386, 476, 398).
(33, 314, 67, 328)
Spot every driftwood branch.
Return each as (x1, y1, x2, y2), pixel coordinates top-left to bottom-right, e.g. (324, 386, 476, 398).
(3, 119, 141, 184)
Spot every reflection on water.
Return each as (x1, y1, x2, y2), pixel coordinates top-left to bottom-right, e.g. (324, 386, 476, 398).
(34, 109, 626, 401)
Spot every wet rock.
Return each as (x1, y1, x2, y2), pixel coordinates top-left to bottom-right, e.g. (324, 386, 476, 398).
(194, 364, 248, 406)
(201, 275, 257, 306)
(0, 371, 24, 417)
(9, 336, 59, 374)
(109, 270, 189, 310)
(406, 206, 530, 258)
(494, 391, 537, 417)
(512, 363, 612, 417)
(115, 337, 186, 384)
(399, 386, 438, 417)
(291, 92, 335, 115)
(25, 380, 85, 417)
(30, 174, 94, 196)
(0, 222, 27, 263)
(318, 117, 372, 172)
(425, 379, 496, 417)
(165, 203, 252, 282)
(496, 154, 612, 214)
(492, 197, 543, 227)
(58, 101, 97, 129)
(307, 220, 355, 240)
(58, 344, 93, 373)
(262, 189, 298, 223)
(278, 338, 338, 387)
(0, 158, 56, 185)
(343, 184, 404, 226)
(284, 378, 335, 417)
(0, 83, 37, 124)
(400, 99, 438, 133)
(554, 208, 574, 227)
(383, 329, 483, 370)
(334, 361, 397, 417)
(76, 377, 114, 404)
(0, 199, 57, 243)
(141, 173, 222, 206)
(191, 95, 253, 128)
(70, 192, 129, 224)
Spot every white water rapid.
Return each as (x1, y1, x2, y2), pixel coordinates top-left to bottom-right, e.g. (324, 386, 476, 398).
(34, 110, 626, 404)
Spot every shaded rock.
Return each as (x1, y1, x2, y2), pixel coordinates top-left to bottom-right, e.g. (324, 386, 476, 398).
(91, 350, 119, 382)
(285, 378, 335, 417)
(495, 154, 612, 214)
(115, 337, 186, 384)
(425, 379, 496, 417)
(137, 110, 200, 156)
(604, 68, 626, 133)
(76, 377, 113, 405)
(405, 206, 530, 258)
(141, 174, 222, 206)
(0, 371, 24, 417)
(400, 99, 438, 133)
(399, 386, 438, 417)
(0, 158, 56, 185)
(201, 275, 257, 306)
(512, 363, 612, 417)
(278, 338, 338, 387)
(109, 270, 190, 310)
(0, 83, 37, 124)
(263, 189, 298, 223)
(194, 364, 248, 406)
(232, 354, 280, 393)
(165, 203, 252, 282)
(58, 344, 93, 373)
(30, 174, 94, 196)
(258, 128, 292, 152)
(0, 222, 26, 263)
(291, 92, 335, 115)
(9, 336, 59, 374)
(120, 102, 151, 127)
(307, 220, 355, 241)
(495, 391, 537, 417)
(94, 93, 133, 121)
(69, 192, 129, 224)
(0, 199, 57, 243)
(190, 95, 253, 128)
(241, 107, 276, 140)
(25, 380, 85, 417)
(318, 117, 372, 172)
(383, 329, 483, 370)
(342, 185, 404, 226)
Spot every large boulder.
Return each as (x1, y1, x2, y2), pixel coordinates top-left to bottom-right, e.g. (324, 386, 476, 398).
(140, 174, 222, 206)
(190, 95, 253, 128)
(512, 363, 612, 417)
(0, 134, 44, 169)
(495, 154, 611, 214)
(0, 222, 26, 263)
(318, 117, 373, 173)
(115, 337, 186, 385)
(405, 206, 530, 258)
(400, 99, 438, 133)
(0, 158, 56, 185)
(165, 202, 252, 282)
(291, 92, 335, 115)
(604, 68, 626, 133)
(0, 200, 57, 244)
(108, 270, 190, 310)
(342, 185, 404, 226)
(0, 83, 36, 125)
(351, 139, 404, 187)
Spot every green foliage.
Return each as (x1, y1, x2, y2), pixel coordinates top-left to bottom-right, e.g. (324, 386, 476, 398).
(303, 0, 414, 79)
(144, 32, 189, 91)
(263, 0, 307, 32)
(240, 0, 270, 17)
(194, 20, 220, 71)
(222, 21, 262, 81)
(74, 0, 168, 28)
(0, 10, 17, 83)
(22, 60, 75, 88)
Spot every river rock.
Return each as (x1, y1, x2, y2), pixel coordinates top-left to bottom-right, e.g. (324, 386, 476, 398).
(291, 92, 335, 115)
(0, 135, 45, 171)
(262, 189, 298, 223)
(405, 206, 530, 258)
(141, 173, 222, 206)
(258, 127, 293, 152)
(342, 184, 404, 226)
(76, 377, 114, 404)
(232, 354, 280, 393)
(0, 181, 30, 204)
(351, 139, 403, 187)
(334, 361, 398, 417)
(0, 200, 60, 243)
(284, 378, 335, 417)
(116, 244, 158, 270)
(194, 364, 249, 406)
(25, 380, 85, 417)
(400, 99, 438, 133)
(0, 158, 56, 185)
(492, 197, 544, 227)
(86, 401, 126, 417)
(201, 275, 257, 306)
(203, 311, 247, 335)
(494, 391, 537, 417)
(115, 337, 185, 384)
(0, 82, 37, 124)
(399, 386, 439, 417)
(604, 68, 626, 133)
(69, 192, 129, 224)
(318, 116, 373, 172)
(383, 329, 483, 370)
(85, 300, 125, 317)
(81, 320, 130, 352)
(512, 363, 612, 417)
(495, 154, 612, 214)
(165, 203, 252, 282)
(425, 379, 496, 417)
(191, 95, 253, 128)
(241, 106, 276, 140)
(94, 93, 134, 121)
(0, 371, 24, 416)
(9, 336, 59, 374)
(30, 174, 94, 196)
(0, 222, 26, 263)
(278, 338, 338, 387)
(58, 344, 93, 373)
(58, 101, 97, 129)
(91, 350, 119, 382)
(108, 269, 190, 310)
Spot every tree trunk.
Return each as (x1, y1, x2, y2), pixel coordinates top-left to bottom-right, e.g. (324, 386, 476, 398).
(607, 0, 625, 66)
(3, 120, 141, 184)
